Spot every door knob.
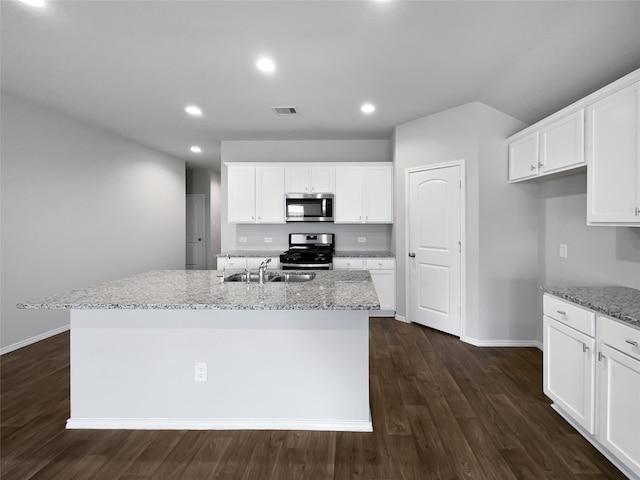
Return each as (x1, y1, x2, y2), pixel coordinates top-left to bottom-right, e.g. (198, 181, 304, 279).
(408, 252, 416, 258)
(198, 238, 202, 242)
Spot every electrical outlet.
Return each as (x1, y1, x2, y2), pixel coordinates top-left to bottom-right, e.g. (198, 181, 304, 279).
(194, 362, 207, 382)
(358, 237, 366, 243)
(264, 237, 272, 243)
(559, 244, 568, 258)
(239, 237, 247, 243)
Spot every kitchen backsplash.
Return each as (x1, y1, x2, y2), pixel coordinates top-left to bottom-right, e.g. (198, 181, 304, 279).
(235, 223, 392, 251)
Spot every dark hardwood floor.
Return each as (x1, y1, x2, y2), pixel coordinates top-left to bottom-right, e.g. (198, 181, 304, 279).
(1, 318, 626, 480)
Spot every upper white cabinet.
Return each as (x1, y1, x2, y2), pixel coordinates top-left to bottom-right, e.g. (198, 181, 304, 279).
(335, 165, 393, 224)
(227, 165, 256, 223)
(227, 165, 285, 224)
(540, 110, 585, 175)
(508, 132, 539, 182)
(285, 166, 335, 194)
(508, 110, 585, 183)
(586, 81, 640, 226)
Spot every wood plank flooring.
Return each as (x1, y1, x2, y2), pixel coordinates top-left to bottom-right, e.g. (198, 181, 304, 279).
(1, 318, 626, 479)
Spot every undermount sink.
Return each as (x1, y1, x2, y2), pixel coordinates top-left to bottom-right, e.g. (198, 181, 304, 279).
(223, 272, 316, 283)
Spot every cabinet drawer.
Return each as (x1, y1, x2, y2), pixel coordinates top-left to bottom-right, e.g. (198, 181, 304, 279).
(543, 295, 595, 337)
(364, 258, 395, 270)
(333, 258, 365, 269)
(599, 315, 640, 362)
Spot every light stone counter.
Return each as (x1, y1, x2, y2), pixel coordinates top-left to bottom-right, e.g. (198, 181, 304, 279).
(19, 269, 377, 432)
(18, 269, 380, 311)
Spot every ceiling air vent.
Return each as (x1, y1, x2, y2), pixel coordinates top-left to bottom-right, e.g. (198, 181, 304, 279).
(271, 106, 298, 115)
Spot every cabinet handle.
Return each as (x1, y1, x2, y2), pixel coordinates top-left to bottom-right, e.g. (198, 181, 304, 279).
(582, 344, 589, 353)
(598, 352, 606, 362)
(408, 253, 416, 258)
(538, 162, 543, 168)
(557, 310, 566, 316)
(635, 207, 640, 216)
(625, 339, 639, 348)
(530, 165, 536, 171)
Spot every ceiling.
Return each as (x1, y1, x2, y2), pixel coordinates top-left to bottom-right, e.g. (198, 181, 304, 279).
(2, 1, 640, 171)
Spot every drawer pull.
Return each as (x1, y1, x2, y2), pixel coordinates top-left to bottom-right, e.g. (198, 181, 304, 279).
(557, 310, 566, 316)
(625, 340, 639, 348)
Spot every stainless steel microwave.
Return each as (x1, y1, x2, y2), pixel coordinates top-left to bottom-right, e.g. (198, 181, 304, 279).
(285, 193, 334, 222)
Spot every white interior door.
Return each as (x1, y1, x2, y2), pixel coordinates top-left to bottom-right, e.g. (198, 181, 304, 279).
(186, 194, 206, 270)
(407, 165, 462, 336)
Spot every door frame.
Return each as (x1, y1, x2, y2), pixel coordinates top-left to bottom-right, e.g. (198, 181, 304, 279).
(404, 160, 467, 339)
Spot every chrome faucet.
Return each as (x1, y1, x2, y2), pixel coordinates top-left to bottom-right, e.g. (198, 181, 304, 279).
(218, 254, 231, 283)
(258, 258, 272, 284)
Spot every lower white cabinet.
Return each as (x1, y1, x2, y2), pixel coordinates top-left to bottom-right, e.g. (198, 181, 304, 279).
(216, 256, 280, 271)
(543, 296, 596, 433)
(597, 317, 640, 479)
(334, 257, 395, 314)
(543, 294, 640, 479)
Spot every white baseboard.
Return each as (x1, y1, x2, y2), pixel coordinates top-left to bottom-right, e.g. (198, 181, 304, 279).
(394, 315, 409, 323)
(66, 416, 373, 432)
(461, 336, 542, 348)
(0, 324, 70, 355)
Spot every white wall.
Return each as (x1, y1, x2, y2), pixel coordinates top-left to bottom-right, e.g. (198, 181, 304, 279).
(538, 171, 640, 339)
(1, 93, 186, 352)
(220, 140, 392, 253)
(394, 102, 539, 344)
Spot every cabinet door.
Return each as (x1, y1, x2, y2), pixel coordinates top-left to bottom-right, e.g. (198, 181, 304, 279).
(310, 167, 335, 193)
(364, 166, 393, 223)
(587, 81, 640, 225)
(335, 167, 363, 223)
(540, 109, 585, 175)
(597, 343, 640, 478)
(369, 269, 395, 311)
(509, 132, 539, 182)
(228, 166, 256, 223)
(256, 167, 285, 223)
(543, 316, 595, 433)
(285, 167, 310, 193)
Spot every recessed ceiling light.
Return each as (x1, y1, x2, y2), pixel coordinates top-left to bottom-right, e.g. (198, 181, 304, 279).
(19, 0, 46, 6)
(361, 103, 376, 114)
(190, 146, 202, 153)
(256, 58, 276, 73)
(185, 105, 203, 117)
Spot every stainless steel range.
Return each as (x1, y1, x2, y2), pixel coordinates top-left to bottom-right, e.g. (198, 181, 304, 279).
(279, 233, 335, 270)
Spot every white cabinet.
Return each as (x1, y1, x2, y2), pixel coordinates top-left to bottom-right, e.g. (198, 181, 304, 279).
(509, 132, 539, 182)
(335, 165, 393, 224)
(543, 295, 596, 433)
(596, 316, 640, 479)
(216, 256, 280, 270)
(540, 109, 585, 175)
(586, 81, 640, 226)
(285, 166, 335, 193)
(334, 257, 395, 314)
(508, 110, 585, 183)
(543, 294, 640, 479)
(228, 165, 285, 224)
(227, 166, 256, 223)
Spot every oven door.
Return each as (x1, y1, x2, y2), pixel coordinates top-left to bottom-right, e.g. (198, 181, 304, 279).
(281, 262, 333, 270)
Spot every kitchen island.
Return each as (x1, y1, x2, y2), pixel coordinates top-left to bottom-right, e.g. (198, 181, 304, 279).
(18, 270, 380, 432)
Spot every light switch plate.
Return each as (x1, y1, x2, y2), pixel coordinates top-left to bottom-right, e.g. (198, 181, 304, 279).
(264, 237, 272, 243)
(559, 244, 568, 258)
(239, 237, 247, 243)
(194, 362, 207, 382)
(358, 237, 366, 243)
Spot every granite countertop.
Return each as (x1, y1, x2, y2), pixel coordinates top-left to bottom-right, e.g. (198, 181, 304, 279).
(17, 270, 380, 311)
(541, 285, 640, 329)
(333, 251, 395, 258)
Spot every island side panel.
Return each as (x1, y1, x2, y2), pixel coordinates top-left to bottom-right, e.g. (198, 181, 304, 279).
(68, 309, 371, 431)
